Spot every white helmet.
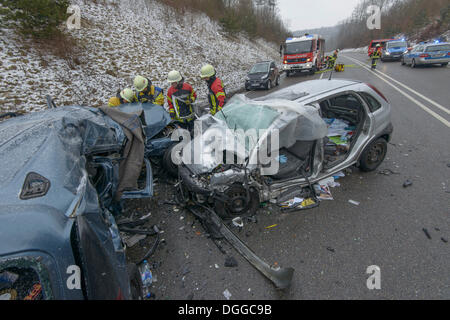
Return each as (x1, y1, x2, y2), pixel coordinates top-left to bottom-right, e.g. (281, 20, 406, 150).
(120, 88, 135, 103)
(167, 70, 182, 83)
(134, 75, 149, 92)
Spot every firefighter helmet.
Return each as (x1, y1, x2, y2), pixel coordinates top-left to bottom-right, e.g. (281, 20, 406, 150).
(134, 75, 149, 92)
(120, 88, 135, 103)
(108, 97, 121, 107)
(200, 64, 215, 79)
(167, 70, 182, 83)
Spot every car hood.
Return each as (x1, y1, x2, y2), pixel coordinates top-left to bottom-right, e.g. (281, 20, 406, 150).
(181, 94, 327, 175)
(248, 72, 268, 80)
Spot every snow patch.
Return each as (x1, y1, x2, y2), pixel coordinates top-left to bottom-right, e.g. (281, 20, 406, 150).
(0, 0, 279, 113)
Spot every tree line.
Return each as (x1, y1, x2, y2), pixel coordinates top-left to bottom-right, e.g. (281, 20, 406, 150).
(336, 0, 450, 49)
(155, 0, 290, 43)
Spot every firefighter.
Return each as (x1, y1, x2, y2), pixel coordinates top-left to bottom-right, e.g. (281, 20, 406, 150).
(166, 70, 197, 131)
(370, 44, 382, 69)
(133, 75, 165, 106)
(108, 88, 137, 107)
(326, 55, 336, 69)
(333, 49, 339, 59)
(200, 64, 226, 116)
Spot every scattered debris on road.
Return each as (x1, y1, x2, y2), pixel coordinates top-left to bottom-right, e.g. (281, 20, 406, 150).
(422, 228, 432, 240)
(403, 180, 413, 188)
(225, 256, 238, 268)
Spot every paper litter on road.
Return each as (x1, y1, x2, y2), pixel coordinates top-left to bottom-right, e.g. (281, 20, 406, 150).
(223, 289, 232, 300)
(232, 217, 244, 228)
(319, 177, 340, 188)
(280, 197, 304, 208)
(333, 171, 345, 180)
(348, 200, 360, 206)
(314, 184, 334, 201)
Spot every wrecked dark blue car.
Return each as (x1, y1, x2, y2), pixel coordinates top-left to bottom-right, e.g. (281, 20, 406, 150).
(0, 103, 175, 300)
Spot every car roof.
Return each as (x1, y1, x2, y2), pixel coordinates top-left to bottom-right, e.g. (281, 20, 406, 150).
(371, 39, 394, 42)
(424, 42, 450, 47)
(257, 79, 361, 103)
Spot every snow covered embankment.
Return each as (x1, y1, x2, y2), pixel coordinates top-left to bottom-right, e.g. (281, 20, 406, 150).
(0, 0, 279, 113)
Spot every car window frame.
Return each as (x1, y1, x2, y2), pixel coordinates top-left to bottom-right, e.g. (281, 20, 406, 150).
(358, 92, 382, 113)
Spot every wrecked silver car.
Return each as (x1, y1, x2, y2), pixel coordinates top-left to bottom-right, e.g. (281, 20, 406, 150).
(179, 79, 393, 219)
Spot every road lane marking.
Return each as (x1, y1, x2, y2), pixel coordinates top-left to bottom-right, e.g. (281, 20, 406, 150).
(343, 55, 450, 128)
(344, 55, 450, 115)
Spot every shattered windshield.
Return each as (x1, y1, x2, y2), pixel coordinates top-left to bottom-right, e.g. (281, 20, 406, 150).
(250, 63, 270, 74)
(216, 102, 280, 132)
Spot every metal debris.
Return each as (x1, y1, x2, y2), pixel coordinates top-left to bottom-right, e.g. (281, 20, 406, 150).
(422, 228, 432, 240)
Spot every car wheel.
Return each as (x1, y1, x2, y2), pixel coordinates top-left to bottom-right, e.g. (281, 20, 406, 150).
(411, 59, 416, 68)
(163, 143, 179, 177)
(127, 263, 144, 300)
(266, 80, 272, 90)
(359, 138, 388, 172)
(441, 63, 448, 67)
(215, 184, 260, 220)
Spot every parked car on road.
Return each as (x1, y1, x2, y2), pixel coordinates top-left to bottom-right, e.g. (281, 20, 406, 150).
(179, 79, 393, 219)
(381, 39, 409, 61)
(402, 42, 450, 67)
(245, 61, 280, 91)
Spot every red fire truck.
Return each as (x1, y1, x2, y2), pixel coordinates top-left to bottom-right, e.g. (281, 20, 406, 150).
(368, 38, 394, 57)
(282, 34, 325, 76)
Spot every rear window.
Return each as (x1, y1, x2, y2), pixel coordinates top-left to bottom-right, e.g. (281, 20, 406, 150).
(360, 92, 382, 112)
(425, 45, 450, 52)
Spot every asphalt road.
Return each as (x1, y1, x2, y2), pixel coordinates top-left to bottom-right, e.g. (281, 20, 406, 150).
(129, 52, 449, 300)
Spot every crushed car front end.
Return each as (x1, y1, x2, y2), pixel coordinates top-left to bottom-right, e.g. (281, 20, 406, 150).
(0, 106, 143, 300)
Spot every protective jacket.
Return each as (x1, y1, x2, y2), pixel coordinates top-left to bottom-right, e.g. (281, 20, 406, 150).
(206, 76, 226, 116)
(137, 84, 165, 106)
(167, 82, 197, 123)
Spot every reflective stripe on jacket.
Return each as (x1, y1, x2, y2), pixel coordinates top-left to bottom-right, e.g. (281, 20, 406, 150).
(207, 77, 226, 116)
(167, 82, 197, 123)
(137, 85, 165, 106)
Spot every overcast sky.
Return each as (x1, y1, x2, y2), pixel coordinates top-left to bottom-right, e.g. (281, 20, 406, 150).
(277, 0, 362, 31)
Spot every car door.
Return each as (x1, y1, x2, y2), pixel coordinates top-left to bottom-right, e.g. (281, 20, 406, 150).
(411, 46, 423, 62)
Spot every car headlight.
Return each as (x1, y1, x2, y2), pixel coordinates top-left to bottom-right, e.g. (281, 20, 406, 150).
(385, 52, 390, 55)
(261, 75, 268, 80)
(245, 77, 250, 81)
